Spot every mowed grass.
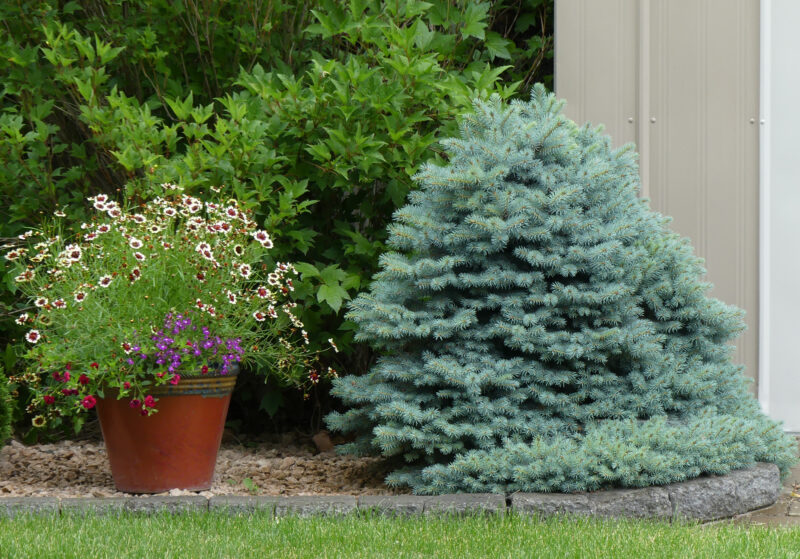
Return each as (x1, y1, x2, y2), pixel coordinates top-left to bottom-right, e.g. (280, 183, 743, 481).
(1, 511, 798, 559)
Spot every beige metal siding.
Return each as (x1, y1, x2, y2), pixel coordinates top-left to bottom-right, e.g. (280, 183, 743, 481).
(555, 0, 760, 385)
(554, 0, 639, 147)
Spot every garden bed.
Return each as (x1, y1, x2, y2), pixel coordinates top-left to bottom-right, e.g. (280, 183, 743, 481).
(0, 432, 399, 498)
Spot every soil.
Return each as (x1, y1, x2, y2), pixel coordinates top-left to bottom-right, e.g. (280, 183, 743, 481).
(0, 430, 404, 498)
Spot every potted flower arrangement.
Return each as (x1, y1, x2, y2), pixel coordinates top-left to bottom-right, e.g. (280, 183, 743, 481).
(4, 183, 337, 492)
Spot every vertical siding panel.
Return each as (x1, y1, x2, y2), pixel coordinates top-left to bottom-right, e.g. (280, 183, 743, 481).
(555, 0, 759, 384)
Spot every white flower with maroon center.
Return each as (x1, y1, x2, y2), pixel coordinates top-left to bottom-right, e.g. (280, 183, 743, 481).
(74, 291, 87, 303)
(226, 290, 237, 305)
(255, 286, 270, 299)
(34, 297, 48, 308)
(195, 299, 205, 310)
(99, 275, 113, 288)
(129, 268, 141, 282)
(15, 313, 29, 326)
(238, 264, 252, 278)
(225, 207, 239, 220)
(53, 298, 67, 309)
(131, 214, 146, 224)
(196, 271, 206, 283)
(163, 207, 177, 218)
(14, 270, 34, 283)
(267, 272, 280, 286)
(121, 342, 133, 354)
(233, 245, 244, 257)
(129, 238, 143, 250)
(107, 206, 122, 218)
(253, 310, 267, 322)
(65, 244, 82, 262)
(149, 224, 162, 234)
(252, 230, 273, 248)
(4, 249, 23, 261)
(267, 306, 277, 319)
(196, 242, 211, 253)
(134, 252, 146, 262)
(84, 232, 98, 241)
(97, 224, 111, 234)
(25, 330, 41, 344)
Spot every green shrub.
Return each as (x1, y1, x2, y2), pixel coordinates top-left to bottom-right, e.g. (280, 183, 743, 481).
(328, 87, 796, 493)
(0, 0, 553, 429)
(0, 367, 11, 447)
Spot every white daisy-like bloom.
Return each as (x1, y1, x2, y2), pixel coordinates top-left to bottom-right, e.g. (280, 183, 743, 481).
(94, 194, 109, 203)
(132, 214, 146, 224)
(129, 238, 143, 249)
(224, 206, 239, 219)
(233, 244, 244, 257)
(18, 231, 34, 240)
(93, 200, 107, 211)
(34, 297, 49, 308)
(255, 286, 270, 299)
(252, 230, 273, 248)
(121, 342, 133, 354)
(129, 268, 141, 282)
(74, 291, 87, 303)
(14, 270, 35, 283)
(31, 253, 47, 263)
(99, 275, 113, 288)
(238, 264, 252, 278)
(134, 252, 146, 262)
(201, 249, 215, 261)
(25, 330, 41, 344)
(267, 306, 277, 319)
(206, 305, 216, 316)
(164, 207, 177, 218)
(253, 310, 266, 322)
(196, 242, 211, 253)
(53, 298, 67, 309)
(226, 290, 237, 305)
(54, 210, 66, 217)
(84, 232, 98, 241)
(15, 313, 29, 326)
(195, 271, 206, 283)
(195, 298, 205, 310)
(65, 244, 82, 262)
(267, 272, 280, 286)
(328, 338, 339, 352)
(149, 224, 162, 234)
(4, 249, 23, 261)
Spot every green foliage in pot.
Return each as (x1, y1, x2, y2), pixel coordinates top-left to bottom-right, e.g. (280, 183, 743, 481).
(3, 185, 336, 432)
(0, 1, 553, 427)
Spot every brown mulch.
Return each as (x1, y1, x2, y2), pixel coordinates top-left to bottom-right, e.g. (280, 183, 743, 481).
(0, 431, 403, 498)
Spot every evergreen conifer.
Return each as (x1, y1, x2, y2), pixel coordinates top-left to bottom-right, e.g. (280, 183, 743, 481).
(327, 86, 796, 494)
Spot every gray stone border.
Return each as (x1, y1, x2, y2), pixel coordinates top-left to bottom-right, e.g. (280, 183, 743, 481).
(0, 463, 780, 522)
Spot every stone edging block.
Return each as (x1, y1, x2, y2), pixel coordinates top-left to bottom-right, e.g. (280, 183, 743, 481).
(510, 462, 780, 521)
(275, 496, 357, 517)
(0, 462, 782, 522)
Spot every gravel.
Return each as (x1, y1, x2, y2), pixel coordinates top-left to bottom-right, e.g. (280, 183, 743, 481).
(0, 435, 401, 498)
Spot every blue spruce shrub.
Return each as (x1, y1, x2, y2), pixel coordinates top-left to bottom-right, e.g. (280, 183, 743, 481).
(327, 85, 796, 494)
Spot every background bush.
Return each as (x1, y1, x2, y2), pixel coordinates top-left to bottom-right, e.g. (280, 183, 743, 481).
(0, 0, 553, 436)
(0, 368, 11, 447)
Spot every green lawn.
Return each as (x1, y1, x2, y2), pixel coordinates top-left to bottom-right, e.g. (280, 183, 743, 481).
(0, 512, 797, 559)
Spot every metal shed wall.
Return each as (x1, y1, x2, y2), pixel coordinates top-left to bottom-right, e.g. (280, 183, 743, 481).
(554, 0, 760, 387)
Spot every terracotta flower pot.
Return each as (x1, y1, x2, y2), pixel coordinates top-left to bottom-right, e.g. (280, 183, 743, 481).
(96, 370, 237, 493)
